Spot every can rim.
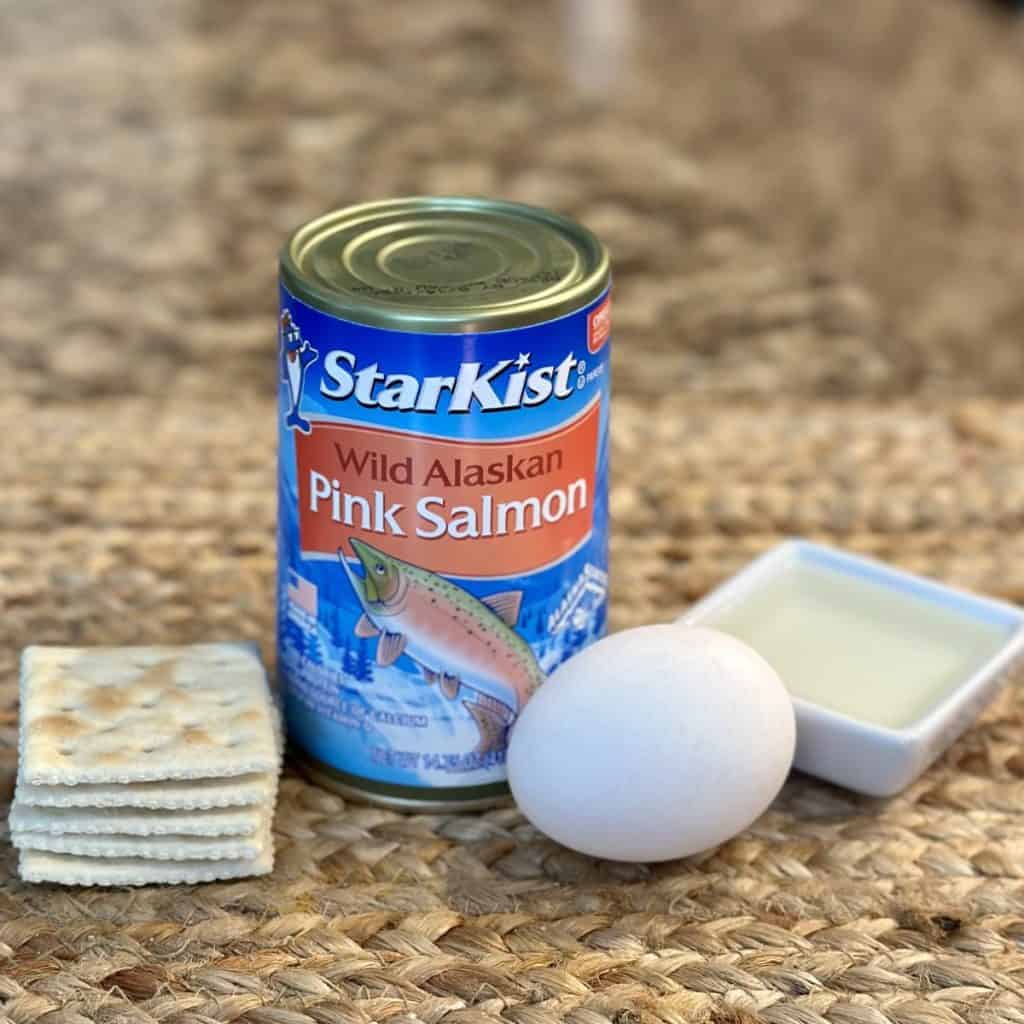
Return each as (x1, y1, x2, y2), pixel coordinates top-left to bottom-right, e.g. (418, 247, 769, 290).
(280, 196, 611, 333)
(292, 749, 514, 811)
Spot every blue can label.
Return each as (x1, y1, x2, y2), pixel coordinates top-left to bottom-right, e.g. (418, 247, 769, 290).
(278, 285, 611, 791)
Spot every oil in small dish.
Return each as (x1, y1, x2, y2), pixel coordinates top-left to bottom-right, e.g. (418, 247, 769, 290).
(682, 541, 1024, 795)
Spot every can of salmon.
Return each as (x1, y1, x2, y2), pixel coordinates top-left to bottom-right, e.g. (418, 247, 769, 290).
(277, 197, 611, 809)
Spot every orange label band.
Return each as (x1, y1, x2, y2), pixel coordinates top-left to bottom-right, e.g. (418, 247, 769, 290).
(295, 400, 600, 577)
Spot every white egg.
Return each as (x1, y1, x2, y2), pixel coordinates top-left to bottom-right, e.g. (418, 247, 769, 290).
(507, 625, 795, 862)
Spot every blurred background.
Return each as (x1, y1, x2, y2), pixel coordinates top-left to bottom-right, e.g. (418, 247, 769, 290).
(2, 0, 1024, 672)
(5, 0, 1024, 402)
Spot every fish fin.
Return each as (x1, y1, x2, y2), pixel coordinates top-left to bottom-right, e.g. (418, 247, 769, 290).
(355, 614, 380, 638)
(440, 674, 461, 700)
(481, 590, 523, 627)
(376, 632, 407, 667)
(419, 665, 461, 699)
(463, 700, 510, 756)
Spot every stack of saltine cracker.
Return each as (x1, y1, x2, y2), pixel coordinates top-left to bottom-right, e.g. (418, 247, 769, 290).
(9, 644, 281, 885)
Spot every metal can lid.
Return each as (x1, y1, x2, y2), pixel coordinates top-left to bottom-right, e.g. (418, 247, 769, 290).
(281, 196, 610, 333)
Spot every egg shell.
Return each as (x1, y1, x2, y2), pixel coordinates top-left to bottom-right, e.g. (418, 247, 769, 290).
(507, 624, 796, 862)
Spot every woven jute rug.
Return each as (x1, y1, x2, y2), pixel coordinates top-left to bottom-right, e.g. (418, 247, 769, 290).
(4, 0, 1024, 1020)
(5, 395, 1024, 1024)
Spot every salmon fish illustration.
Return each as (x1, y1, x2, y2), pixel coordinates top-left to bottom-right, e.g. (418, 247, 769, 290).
(340, 539, 544, 753)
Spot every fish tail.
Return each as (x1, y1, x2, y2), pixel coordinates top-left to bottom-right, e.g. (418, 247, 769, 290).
(463, 700, 510, 756)
(476, 692, 515, 721)
(286, 409, 312, 433)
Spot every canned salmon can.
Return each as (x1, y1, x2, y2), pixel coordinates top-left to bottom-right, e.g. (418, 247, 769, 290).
(277, 197, 611, 810)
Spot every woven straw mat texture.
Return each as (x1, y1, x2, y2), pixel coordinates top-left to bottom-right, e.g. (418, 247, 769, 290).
(4, 0, 1024, 1021)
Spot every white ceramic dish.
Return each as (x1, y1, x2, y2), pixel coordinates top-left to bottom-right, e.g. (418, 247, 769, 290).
(679, 540, 1024, 796)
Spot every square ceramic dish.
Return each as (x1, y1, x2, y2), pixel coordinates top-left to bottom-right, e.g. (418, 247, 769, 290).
(679, 540, 1024, 795)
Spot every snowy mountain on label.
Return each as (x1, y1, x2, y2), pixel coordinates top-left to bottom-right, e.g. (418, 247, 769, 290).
(547, 563, 609, 635)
